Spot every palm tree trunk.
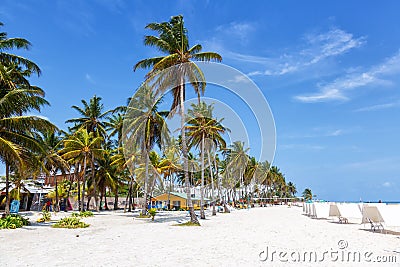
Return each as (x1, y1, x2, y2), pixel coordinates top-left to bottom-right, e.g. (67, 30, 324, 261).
(167, 174, 172, 210)
(5, 162, 10, 215)
(142, 154, 149, 215)
(200, 134, 205, 219)
(77, 165, 81, 211)
(54, 170, 59, 212)
(104, 187, 109, 210)
(207, 150, 216, 216)
(92, 153, 99, 212)
(81, 155, 87, 212)
(113, 188, 119, 210)
(179, 81, 199, 225)
(128, 181, 133, 212)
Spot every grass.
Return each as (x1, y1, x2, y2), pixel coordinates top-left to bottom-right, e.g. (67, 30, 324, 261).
(137, 214, 151, 218)
(52, 217, 89, 229)
(173, 221, 201, 227)
(71, 211, 94, 218)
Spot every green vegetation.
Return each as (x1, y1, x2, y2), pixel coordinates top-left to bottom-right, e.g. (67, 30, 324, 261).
(71, 211, 94, 218)
(0, 214, 30, 229)
(148, 208, 157, 221)
(37, 211, 51, 223)
(173, 221, 201, 227)
(52, 217, 89, 229)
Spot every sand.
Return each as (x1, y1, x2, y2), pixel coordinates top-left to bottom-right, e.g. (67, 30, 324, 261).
(1, 206, 399, 266)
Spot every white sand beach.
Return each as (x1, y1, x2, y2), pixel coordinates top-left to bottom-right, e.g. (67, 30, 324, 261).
(1, 206, 399, 266)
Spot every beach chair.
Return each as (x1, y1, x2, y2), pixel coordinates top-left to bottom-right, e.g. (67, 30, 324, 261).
(367, 217, 384, 232)
(338, 216, 348, 224)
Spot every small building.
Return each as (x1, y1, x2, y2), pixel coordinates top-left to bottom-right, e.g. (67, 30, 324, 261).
(152, 192, 210, 210)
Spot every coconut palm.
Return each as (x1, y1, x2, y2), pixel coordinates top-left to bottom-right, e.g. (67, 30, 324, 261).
(134, 15, 222, 225)
(123, 85, 169, 215)
(302, 188, 313, 201)
(186, 102, 227, 218)
(39, 130, 69, 211)
(66, 96, 111, 211)
(286, 182, 297, 198)
(159, 138, 181, 209)
(59, 129, 103, 211)
(0, 22, 41, 80)
(227, 141, 250, 201)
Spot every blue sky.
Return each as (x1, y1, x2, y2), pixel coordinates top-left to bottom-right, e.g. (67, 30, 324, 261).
(1, 0, 400, 201)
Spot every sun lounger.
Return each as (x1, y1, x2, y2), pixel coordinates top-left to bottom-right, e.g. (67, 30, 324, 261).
(367, 217, 384, 232)
(338, 216, 348, 224)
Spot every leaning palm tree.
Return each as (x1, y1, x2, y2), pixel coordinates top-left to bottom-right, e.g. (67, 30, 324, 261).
(0, 22, 41, 78)
(123, 85, 169, 215)
(59, 129, 103, 211)
(134, 15, 222, 225)
(0, 89, 54, 214)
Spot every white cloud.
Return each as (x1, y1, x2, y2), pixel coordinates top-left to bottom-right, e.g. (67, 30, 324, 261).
(382, 182, 392, 187)
(216, 28, 364, 76)
(282, 127, 346, 139)
(85, 73, 95, 84)
(216, 22, 255, 44)
(228, 75, 250, 84)
(295, 51, 400, 103)
(303, 29, 365, 65)
(280, 144, 325, 150)
(294, 88, 348, 103)
(354, 100, 400, 112)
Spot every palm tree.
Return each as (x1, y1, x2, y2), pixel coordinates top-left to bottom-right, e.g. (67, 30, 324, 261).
(39, 130, 69, 211)
(66, 95, 110, 137)
(134, 15, 222, 224)
(0, 23, 55, 214)
(302, 188, 313, 201)
(60, 129, 103, 211)
(159, 138, 181, 209)
(244, 156, 258, 206)
(227, 141, 250, 201)
(286, 182, 297, 198)
(186, 102, 227, 218)
(0, 22, 41, 79)
(66, 96, 111, 211)
(124, 85, 169, 215)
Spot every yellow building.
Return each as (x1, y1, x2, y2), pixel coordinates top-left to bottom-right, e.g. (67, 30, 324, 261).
(152, 192, 210, 210)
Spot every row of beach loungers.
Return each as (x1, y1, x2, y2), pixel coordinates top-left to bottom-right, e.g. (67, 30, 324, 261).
(303, 202, 400, 233)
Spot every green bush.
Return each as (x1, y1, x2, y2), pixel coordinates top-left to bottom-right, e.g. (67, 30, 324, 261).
(148, 208, 157, 221)
(52, 217, 89, 229)
(37, 211, 51, 223)
(0, 214, 30, 229)
(71, 211, 94, 218)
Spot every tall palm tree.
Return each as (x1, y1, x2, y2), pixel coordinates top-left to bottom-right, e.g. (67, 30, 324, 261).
(134, 15, 222, 224)
(227, 141, 250, 201)
(159, 138, 181, 209)
(60, 129, 103, 211)
(66, 96, 111, 211)
(286, 182, 297, 198)
(302, 188, 313, 201)
(66, 95, 110, 137)
(124, 85, 169, 215)
(186, 102, 227, 218)
(39, 130, 69, 211)
(0, 22, 41, 79)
